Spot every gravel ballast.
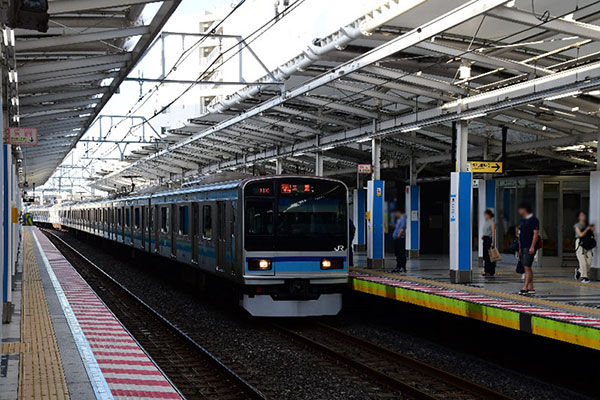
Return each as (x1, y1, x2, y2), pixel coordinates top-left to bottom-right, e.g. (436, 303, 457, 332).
(54, 231, 594, 400)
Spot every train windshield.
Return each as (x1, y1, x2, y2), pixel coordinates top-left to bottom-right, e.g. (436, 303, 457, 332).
(245, 179, 347, 251)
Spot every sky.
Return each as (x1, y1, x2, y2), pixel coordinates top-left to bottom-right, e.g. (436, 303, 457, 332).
(43, 0, 384, 195)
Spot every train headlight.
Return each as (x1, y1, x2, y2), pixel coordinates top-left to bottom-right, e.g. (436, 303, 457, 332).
(321, 258, 343, 270)
(248, 258, 272, 271)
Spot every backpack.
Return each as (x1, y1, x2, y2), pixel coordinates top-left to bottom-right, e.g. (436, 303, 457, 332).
(580, 231, 597, 251)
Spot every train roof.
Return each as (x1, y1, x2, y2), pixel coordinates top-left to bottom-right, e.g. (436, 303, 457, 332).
(38, 175, 346, 208)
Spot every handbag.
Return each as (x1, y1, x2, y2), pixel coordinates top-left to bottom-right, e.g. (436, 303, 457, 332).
(516, 260, 524, 274)
(488, 247, 502, 262)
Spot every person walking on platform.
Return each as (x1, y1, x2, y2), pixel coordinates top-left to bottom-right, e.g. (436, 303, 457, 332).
(391, 208, 407, 273)
(517, 202, 540, 295)
(482, 209, 497, 277)
(574, 210, 595, 283)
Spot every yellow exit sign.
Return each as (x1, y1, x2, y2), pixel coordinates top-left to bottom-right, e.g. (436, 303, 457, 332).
(468, 161, 503, 173)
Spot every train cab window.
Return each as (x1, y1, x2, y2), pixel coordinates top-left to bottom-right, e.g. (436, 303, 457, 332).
(202, 205, 212, 239)
(179, 206, 189, 236)
(161, 207, 169, 233)
(134, 208, 140, 229)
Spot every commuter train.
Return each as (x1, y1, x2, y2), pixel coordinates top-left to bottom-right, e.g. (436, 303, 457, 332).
(31, 176, 349, 317)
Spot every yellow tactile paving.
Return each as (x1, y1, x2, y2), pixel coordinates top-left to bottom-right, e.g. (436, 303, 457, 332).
(1, 342, 29, 353)
(352, 267, 600, 318)
(18, 230, 70, 399)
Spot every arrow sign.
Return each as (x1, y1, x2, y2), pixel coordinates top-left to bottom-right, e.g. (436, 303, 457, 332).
(467, 161, 503, 173)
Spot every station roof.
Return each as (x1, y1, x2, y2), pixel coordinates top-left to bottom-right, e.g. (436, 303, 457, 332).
(85, 0, 600, 190)
(17, 0, 182, 187)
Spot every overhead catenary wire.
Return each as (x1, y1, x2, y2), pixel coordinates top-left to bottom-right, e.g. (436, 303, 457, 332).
(197, 0, 600, 164)
(84, 0, 307, 167)
(105, 0, 600, 184)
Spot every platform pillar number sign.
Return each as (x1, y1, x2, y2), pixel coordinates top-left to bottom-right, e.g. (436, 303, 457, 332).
(590, 171, 600, 281)
(476, 179, 496, 266)
(405, 185, 420, 258)
(367, 180, 385, 268)
(450, 172, 473, 283)
(353, 188, 367, 252)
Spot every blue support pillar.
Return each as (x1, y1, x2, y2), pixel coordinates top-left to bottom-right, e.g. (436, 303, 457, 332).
(450, 172, 473, 283)
(352, 188, 366, 252)
(405, 185, 420, 258)
(367, 180, 385, 269)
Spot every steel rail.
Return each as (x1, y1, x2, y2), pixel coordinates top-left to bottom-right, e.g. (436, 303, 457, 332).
(41, 228, 269, 400)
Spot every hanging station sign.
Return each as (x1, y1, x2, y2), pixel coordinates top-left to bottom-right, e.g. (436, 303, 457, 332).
(6, 127, 38, 145)
(357, 164, 372, 174)
(467, 161, 503, 173)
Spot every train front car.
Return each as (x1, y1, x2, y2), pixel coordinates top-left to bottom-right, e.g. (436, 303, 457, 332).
(241, 177, 349, 317)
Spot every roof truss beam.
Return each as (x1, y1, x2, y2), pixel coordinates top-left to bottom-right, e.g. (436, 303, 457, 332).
(16, 26, 151, 52)
(49, 0, 163, 14)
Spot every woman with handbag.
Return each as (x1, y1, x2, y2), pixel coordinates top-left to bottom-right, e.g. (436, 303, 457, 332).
(482, 209, 498, 276)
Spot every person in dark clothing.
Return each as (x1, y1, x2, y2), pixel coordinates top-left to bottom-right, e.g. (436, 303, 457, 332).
(517, 202, 540, 295)
(481, 209, 497, 276)
(349, 219, 356, 267)
(391, 208, 407, 273)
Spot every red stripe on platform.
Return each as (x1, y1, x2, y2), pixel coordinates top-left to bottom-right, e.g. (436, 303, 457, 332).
(96, 359, 156, 366)
(100, 368, 163, 376)
(110, 389, 180, 399)
(32, 228, 181, 399)
(105, 377, 171, 387)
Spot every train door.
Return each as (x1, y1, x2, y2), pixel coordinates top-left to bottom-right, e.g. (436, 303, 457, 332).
(216, 201, 228, 274)
(154, 205, 160, 253)
(170, 204, 176, 258)
(191, 203, 199, 264)
(141, 205, 146, 248)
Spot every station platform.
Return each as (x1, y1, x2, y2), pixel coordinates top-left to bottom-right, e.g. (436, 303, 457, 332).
(350, 254, 600, 351)
(1, 227, 182, 399)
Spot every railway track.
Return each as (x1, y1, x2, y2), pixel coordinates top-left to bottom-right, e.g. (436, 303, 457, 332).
(274, 322, 514, 400)
(42, 228, 268, 400)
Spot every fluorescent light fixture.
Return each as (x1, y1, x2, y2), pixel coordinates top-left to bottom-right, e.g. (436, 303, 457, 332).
(293, 152, 305, 157)
(461, 112, 487, 120)
(356, 137, 371, 143)
(322, 145, 335, 151)
(401, 126, 421, 133)
(571, 106, 580, 112)
(544, 90, 581, 101)
(587, 90, 600, 96)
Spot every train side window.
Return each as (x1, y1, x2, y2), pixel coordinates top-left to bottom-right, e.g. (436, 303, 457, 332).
(161, 207, 169, 233)
(179, 205, 189, 236)
(202, 205, 212, 240)
(118, 208, 122, 226)
(134, 208, 140, 229)
(125, 208, 131, 227)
